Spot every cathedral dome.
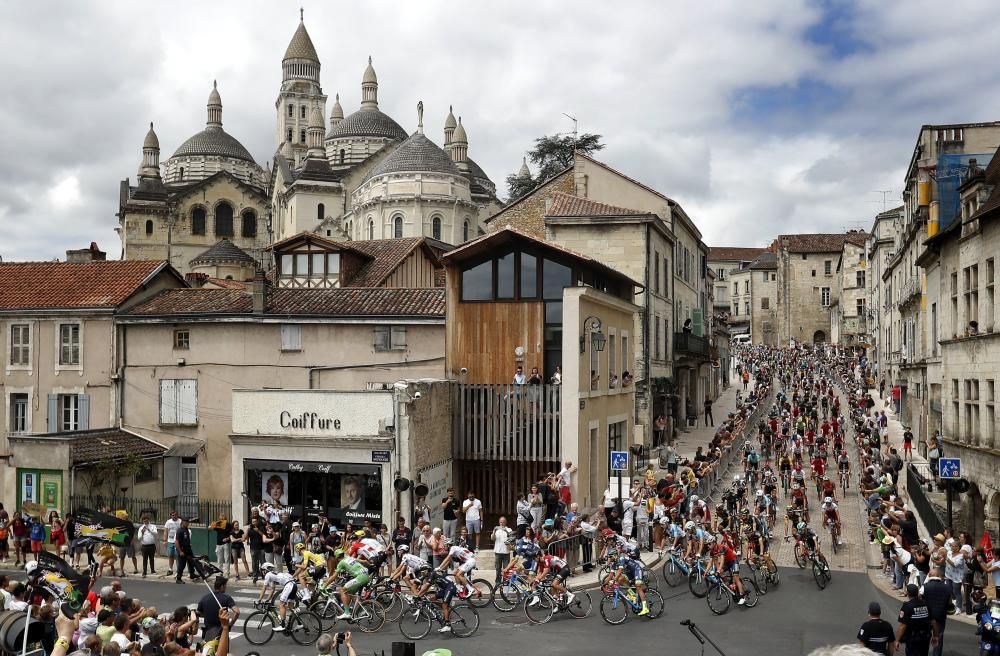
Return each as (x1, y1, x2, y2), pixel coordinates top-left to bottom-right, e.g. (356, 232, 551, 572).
(283, 19, 319, 62)
(326, 108, 407, 141)
(364, 132, 462, 182)
(171, 128, 256, 163)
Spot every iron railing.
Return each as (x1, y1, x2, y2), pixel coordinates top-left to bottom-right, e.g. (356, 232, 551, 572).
(68, 495, 232, 526)
(904, 464, 945, 537)
(674, 332, 710, 358)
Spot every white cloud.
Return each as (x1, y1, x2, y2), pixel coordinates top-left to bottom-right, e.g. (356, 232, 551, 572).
(1, 0, 1000, 260)
(48, 175, 82, 210)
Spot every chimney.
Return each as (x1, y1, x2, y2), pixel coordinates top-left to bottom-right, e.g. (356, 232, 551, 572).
(185, 272, 209, 288)
(250, 270, 267, 314)
(65, 242, 107, 263)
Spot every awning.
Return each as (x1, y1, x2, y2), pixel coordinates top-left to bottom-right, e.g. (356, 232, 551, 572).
(164, 440, 206, 458)
(66, 428, 167, 467)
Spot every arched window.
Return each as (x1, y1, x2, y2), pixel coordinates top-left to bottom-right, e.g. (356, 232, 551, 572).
(300, 105, 307, 119)
(241, 209, 256, 238)
(368, 219, 374, 240)
(317, 203, 325, 223)
(393, 216, 403, 238)
(432, 216, 442, 241)
(339, 149, 345, 165)
(179, 167, 185, 180)
(191, 207, 206, 235)
(145, 220, 153, 235)
(215, 202, 234, 237)
(463, 220, 469, 242)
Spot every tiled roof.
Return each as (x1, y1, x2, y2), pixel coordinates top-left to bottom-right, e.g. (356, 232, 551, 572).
(283, 20, 319, 62)
(63, 428, 165, 466)
(296, 156, 342, 183)
(707, 247, 768, 262)
(124, 287, 445, 318)
(204, 277, 247, 289)
(347, 238, 432, 287)
(777, 232, 867, 253)
(748, 252, 777, 270)
(0, 260, 169, 311)
(364, 133, 462, 182)
(170, 127, 256, 163)
(190, 239, 255, 266)
(326, 108, 407, 141)
(545, 192, 648, 218)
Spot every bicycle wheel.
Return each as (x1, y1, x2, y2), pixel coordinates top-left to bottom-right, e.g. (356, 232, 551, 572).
(375, 589, 403, 622)
(688, 569, 709, 598)
(450, 603, 480, 637)
(740, 577, 759, 608)
(706, 584, 731, 615)
(464, 578, 494, 608)
(599, 593, 630, 625)
(353, 600, 386, 633)
(794, 544, 807, 569)
(640, 565, 659, 591)
(242, 611, 275, 645)
(831, 529, 839, 554)
(524, 591, 554, 624)
(645, 589, 665, 619)
(493, 580, 521, 612)
(566, 590, 593, 619)
(663, 559, 686, 588)
(398, 606, 432, 640)
(289, 610, 323, 645)
(812, 562, 827, 589)
(751, 564, 768, 594)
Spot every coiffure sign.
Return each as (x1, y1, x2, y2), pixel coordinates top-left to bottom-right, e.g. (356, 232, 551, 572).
(232, 389, 394, 437)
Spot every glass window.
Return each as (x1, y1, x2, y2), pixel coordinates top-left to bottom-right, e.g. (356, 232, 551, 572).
(542, 259, 572, 299)
(327, 253, 341, 275)
(497, 253, 515, 299)
(461, 261, 492, 301)
(544, 302, 562, 325)
(520, 254, 537, 298)
(311, 253, 325, 276)
(59, 324, 80, 366)
(191, 208, 206, 235)
(296, 254, 309, 275)
(432, 216, 442, 241)
(281, 255, 293, 276)
(393, 216, 403, 238)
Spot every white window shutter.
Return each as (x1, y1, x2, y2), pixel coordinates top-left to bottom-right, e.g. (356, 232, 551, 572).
(160, 379, 177, 425)
(391, 326, 406, 350)
(281, 324, 301, 351)
(177, 380, 197, 425)
(78, 394, 90, 430)
(47, 394, 58, 432)
(374, 326, 389, 351)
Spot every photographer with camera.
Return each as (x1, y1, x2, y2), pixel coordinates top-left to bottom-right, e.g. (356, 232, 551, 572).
(317, 630, 357, 656)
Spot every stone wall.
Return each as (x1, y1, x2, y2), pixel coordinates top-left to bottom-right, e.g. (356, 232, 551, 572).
(485, 171, 574, 237)
(777, 250, 839, 344)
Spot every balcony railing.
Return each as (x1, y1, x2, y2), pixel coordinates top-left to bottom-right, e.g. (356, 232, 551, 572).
(897, 276, 921, 308)
(842, 316, 867, 334)
(455, 384, 561, 463)
(674, 332, 710, 358)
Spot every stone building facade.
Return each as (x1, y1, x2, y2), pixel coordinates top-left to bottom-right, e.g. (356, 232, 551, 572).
(866, 207, 901, 372)
(831, 240, 869, 346)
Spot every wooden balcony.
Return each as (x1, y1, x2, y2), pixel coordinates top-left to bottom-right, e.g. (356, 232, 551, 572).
(455, 384, 561, 462)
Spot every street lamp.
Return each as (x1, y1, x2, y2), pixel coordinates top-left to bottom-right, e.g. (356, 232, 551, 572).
(579, 316, 606, 353)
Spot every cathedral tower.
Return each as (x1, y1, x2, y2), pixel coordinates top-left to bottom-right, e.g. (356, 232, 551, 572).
(276, 9, 327, 168)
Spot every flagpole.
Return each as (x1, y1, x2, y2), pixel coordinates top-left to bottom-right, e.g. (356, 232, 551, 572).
(21, 595, 31, 656)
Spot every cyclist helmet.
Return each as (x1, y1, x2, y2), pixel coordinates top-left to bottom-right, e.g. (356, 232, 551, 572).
(823, 497, 833, 504)
(792, 483, 800, 490)
(260, 562, 276, 573)
(294, 542, 305, 551)
(684, 521, 696, 531)
(333, 548, 345, 558)
(796, 522, 807, 532)
(756, 490, 764, 497)
(397, 544, 410, 554)
(690, 495, 699, 503)
(841, 449, 848, 456)
(354, 530, 366, 538)
(24, 560, 38, 576)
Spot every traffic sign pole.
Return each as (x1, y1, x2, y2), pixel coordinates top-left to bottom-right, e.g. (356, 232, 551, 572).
(946, 480, 953, 534)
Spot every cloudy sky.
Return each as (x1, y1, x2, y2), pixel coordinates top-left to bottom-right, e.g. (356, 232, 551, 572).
(3, 0, 1000, 260)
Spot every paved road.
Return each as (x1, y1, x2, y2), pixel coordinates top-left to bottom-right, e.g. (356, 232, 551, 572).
(60, 570, 978, 656)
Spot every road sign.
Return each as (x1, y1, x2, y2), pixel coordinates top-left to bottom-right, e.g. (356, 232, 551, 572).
(938, 458, 961, 480)
(610, 451, 629, 471)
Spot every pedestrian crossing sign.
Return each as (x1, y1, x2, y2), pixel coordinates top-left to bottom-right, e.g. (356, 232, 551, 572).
(610, 451, 629, 471)
(938, 457, 961, 479)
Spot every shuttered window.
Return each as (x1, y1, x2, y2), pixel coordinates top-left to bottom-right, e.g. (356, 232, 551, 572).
(58, 323, 80, 365)
(281, 324, 302, 351)
(9, 323, 30, 366)
(374, 326, 406, 351)
(160, 379, 197, 425)
(48, 393, 88, 432)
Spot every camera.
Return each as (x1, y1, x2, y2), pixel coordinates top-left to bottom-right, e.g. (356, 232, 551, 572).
(413, 391, 422, 399)
(335, 632, 346, 644)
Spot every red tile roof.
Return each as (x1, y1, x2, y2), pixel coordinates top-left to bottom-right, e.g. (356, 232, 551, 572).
(0, 260, 171, 310)
(123, 287, 445, 318)
(347, 238, 436, 287)
(706, 247, 768, 262)
(67, 428, 166, 466)
(204, 277, 247, 289)
(777, 232, 867, 253)
(545, 192, 649, 218)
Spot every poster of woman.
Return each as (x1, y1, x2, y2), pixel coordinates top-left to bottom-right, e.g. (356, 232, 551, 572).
(262, 472, 288, 506)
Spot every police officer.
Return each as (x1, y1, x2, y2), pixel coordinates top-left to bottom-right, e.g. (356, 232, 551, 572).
(897, 583, 933, 656)
(857, 601, 896, 654)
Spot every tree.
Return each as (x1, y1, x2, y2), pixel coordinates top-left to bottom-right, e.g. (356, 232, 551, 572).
(505, 132, 604, 202)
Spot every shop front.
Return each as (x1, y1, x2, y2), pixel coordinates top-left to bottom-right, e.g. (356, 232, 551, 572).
(230, 389, 396, 527)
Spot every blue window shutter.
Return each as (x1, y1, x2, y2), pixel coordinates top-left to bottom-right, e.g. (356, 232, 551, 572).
(78, 394, 90, 430)
(47, 394, 58, 432)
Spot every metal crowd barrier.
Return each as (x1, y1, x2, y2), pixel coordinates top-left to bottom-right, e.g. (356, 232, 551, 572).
(544, 532, 595, 571)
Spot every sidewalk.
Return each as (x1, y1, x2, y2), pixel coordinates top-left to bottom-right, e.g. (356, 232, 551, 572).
(672, 373, 755, 461)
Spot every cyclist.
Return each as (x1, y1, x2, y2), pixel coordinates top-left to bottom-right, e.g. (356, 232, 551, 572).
(256, 561, 295, 630)
(389, 545, 431, 595)
(330, 548, 371, 621)
(414, 567, 458, 633)
(683, 521, 708, 561)
(534, 552, 575, 605)
(293, 542, 327, 590)
(820, 475, 837, 502)
(437, 541, 477, 598)
(613, 549, 649, 616)
(794, 522, 829, 570)
(820, 497, 843, 546)
(347, 530, 387, 575)
(710, 533, 746, 605)
(837, 448, 851, 485)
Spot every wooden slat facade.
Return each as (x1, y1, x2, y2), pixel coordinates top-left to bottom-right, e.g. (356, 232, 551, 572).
(383, 249, 439, 288)
(445, 298, 545, 383)
(456, 458, 559, 517)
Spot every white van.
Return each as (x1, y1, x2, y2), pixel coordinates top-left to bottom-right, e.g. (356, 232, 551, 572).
(733, 334, 751, 344)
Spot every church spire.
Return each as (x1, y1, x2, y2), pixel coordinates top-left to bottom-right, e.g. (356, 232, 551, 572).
(360, 56, 378, 110)
(329, 93, 344, 126)
(139, 122, 161, 180)
(206, 80, 222, 129)
(444, 105, 457, 147)
(451, 116, 469, 172)
(518, 157, 531, 178)
(282, 9, 320, 82)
